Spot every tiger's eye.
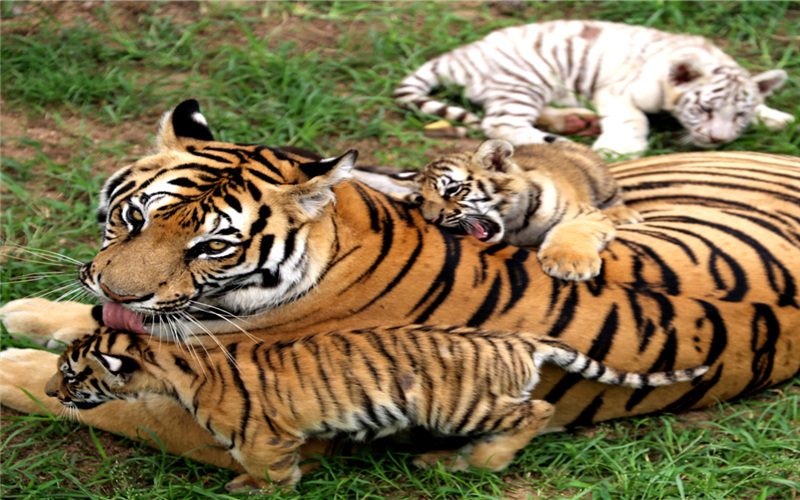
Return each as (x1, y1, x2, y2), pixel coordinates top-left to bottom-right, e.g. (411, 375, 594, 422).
(130, 208, 144, 222)
(207, 240, 229, 252)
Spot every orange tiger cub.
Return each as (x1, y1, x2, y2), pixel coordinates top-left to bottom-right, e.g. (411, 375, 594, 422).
(46, 326, 707, 490)
(392, 140, 643, 280)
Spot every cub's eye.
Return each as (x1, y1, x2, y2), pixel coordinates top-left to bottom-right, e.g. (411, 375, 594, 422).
(67, 378, 79, 386)
(700, 105, 712, 113)
(443, 184, 463, 198)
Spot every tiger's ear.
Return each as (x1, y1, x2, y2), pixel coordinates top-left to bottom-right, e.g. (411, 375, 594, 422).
(93, 351, 139, 383)
(474, 140, 515, 173)
(157, 99, 215, 153)
(668, 59, 705, 87)
(387, 170, 422, 190)
(752, 69, 787, 97)
(289, 150, 358, 218)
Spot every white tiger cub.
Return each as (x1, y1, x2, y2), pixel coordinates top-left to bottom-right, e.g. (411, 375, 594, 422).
(392, 140, 642, 281)
(394, 19, 793, 157)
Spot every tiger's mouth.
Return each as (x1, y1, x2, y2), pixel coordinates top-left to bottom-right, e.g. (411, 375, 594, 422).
(431, 215, 502, 243)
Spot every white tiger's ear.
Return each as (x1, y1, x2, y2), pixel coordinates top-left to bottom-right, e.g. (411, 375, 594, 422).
(290, 150, 358, 218)
(668, 59, 706, 86)
(157, 99, 215, 153)
(474, 140, 515, 173)
(752, 69, 787, 97)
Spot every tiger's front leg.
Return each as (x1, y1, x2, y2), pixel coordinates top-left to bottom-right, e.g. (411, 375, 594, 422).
(0, 298, 99, 347)
(591, 93, 649, 159)
(754, 104, 795, 130)
(537, 205, 616, 281)
(227, 439, 303, 491)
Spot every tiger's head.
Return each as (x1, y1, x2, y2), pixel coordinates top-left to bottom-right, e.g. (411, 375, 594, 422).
(79, 100, 357, 329)
(391, 140, 527, 244)
(45, 332, 144, 410)
(667, 60, 787, 147)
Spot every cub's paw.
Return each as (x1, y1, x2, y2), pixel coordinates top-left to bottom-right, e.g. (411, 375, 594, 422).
(538, 244, 603, 281)
(0, 347, 63, 414)
(603, 205, 644, 225)
(755, 105, 795, 130)
(0, 298, 97, 347)
(413, 448, 470, 471)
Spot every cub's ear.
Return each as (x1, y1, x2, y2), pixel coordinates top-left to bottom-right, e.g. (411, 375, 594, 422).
(289, 150, 358, 218)
(387, 170, 422, 189)
(474, 140, 515, 173)
(668, 59, 706, 86)
(93, 352, 139, 383)
(752, 69, 787, 97)
(157, 99, 215, 153)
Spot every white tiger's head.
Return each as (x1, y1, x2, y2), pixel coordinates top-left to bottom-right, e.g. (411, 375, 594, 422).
(668, 61, 787, 147)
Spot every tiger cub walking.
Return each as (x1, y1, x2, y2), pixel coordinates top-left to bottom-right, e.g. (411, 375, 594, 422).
(394, 19, 793, 157)
(47, 326, 707, 490)
(392, 140, 643, 281)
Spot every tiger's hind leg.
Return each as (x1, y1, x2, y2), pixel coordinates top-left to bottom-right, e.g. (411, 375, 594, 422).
(468, 399, 554, 471)
(537, 107, 601, 136)
(479, 83, 565, 146)
(537, 205, 616, 281)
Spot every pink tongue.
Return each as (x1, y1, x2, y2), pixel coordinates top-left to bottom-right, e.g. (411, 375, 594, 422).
(102, 302, 148, 334)
(466, 222, 489, 240)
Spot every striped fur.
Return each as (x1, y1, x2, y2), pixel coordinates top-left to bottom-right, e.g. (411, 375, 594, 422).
(391, 140, 643, 280)
(394, 20, 793, 157)
(2, 101, 800, 473)
(47, 327, 707, 488)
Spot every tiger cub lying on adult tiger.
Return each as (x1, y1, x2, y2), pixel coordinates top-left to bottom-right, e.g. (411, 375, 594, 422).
(1, 99, 799, 474)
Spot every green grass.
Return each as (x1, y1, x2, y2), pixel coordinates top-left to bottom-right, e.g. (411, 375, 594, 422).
(1, 1, 799, 499)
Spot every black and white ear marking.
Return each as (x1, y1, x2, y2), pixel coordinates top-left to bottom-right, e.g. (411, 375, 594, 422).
(387, 170, 422, 189)
(669, 59, 705, 86)
(94, 351, 139, 382)
(99, 353, 124, 373)
(171, 99, 214, 142)
(299, 150, 358, 180)
(294, 150, 359, 218)
(474, 139, 515, 172)
(752, 69, 788, 97)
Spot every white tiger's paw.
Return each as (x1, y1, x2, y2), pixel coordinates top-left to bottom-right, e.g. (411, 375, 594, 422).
(755, 105, 795, 130)
(592, 134, 647, 160)
(538, 244, 603, 281)
(0, 347, 63, 414)
(0, 298, 98, 347)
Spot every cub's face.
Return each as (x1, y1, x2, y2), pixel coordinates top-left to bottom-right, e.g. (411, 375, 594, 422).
(670, 64, 787, 147)
(79, 100, 356, 324)
(395, 140, 523, 244)
(45, 338, 133, 410)
(412, 156, 505, 243)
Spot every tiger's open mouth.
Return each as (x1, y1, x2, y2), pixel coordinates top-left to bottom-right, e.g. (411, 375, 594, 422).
(430, 215, 502, 242)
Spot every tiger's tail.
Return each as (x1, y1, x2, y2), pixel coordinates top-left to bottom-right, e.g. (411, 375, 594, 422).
(533, 337, 709, 388)
(393, 58, 481, 126)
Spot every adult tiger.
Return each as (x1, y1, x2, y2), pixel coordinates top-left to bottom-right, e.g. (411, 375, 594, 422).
(1, 100, 799, 471)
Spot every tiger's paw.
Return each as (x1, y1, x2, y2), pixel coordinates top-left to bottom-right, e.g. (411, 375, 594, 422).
(755, 105, 795, 130)
(603, 205, 644, 225)
(538, 244, 603, 281)
(0, 347, 63, 414)
(0, 298, 98, 348)
(413, 449, 470, 471)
